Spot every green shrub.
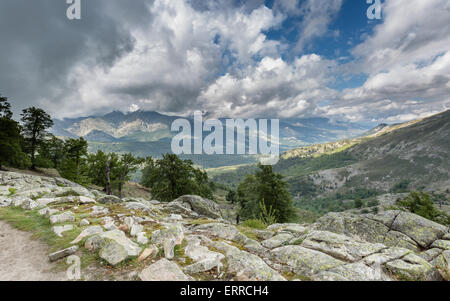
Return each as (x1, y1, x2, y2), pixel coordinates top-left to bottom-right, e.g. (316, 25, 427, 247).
(8, 187, 17, 196)
(259, 201, 278, 226)
(354, 199, 364, 209)
(368, 199, 380, 207)
(397, 191, 450, 225)
(242, 219, 267, 230)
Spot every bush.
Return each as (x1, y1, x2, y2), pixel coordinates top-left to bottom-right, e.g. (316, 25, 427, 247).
(354, 199, 364, 209)
(8, 187, 16, 196)
(391, 179, 410, 193)
(241, 219, 267, 230)
(368, 199, 380, 207)
(397, 191, 450, 225)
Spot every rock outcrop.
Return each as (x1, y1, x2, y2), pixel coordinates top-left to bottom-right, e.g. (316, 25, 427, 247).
(0, 171, 449, 281)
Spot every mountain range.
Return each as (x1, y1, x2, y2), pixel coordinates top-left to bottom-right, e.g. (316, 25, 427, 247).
(211, 110, 450, 201)
(51, 110, 371, 168)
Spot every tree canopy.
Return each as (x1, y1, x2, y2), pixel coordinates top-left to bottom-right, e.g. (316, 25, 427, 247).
(141, 154, 213, 202)
(237, 164, 297, 224)
(21, 107, 54, 170)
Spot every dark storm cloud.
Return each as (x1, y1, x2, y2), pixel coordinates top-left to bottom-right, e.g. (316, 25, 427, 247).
(0, 0, 152, 117)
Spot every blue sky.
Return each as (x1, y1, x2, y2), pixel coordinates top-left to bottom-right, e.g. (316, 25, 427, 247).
(0, 0, 449, 123)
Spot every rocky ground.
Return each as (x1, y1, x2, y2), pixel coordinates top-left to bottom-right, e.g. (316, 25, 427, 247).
(0, 171, 449, 281)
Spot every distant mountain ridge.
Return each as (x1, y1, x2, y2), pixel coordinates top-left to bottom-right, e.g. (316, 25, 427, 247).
(51, 110, 370, 168)
(211, 110, 450, 197)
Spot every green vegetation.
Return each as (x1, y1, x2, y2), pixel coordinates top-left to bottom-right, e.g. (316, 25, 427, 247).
(237, 164, 296, 224)
(0, 95, 29, 170)
(0, 206, 82, 253)
(141, 154, 213, 202)
(391, 179, 411, 193)
(8, 187, 17, 196)
(354, 199, 364, 209)
(21, 107, 54, 170)
(241, 219, 267, 230)
(397, 191, 450, 225)
(59, 138, 89, 184)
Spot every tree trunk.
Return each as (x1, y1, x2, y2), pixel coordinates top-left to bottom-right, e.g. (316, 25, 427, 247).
(105, 158, 112, 195)
(31, 139, 36, 170)
(118, 166, 128, 199)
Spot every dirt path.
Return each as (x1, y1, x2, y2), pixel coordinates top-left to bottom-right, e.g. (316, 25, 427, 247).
(0, 220, 67, 281)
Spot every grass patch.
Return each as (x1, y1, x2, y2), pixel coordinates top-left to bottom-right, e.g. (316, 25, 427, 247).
(188, 218, 216, 226)
(237, 226, 259, 241)
(0, 206, 82, 252)
(241, 219, 267, 230)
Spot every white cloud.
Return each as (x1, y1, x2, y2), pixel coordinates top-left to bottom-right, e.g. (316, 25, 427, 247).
(198, 55, 338, 118)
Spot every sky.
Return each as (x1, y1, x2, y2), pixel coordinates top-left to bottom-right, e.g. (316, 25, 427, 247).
(0, 0, 449, 124)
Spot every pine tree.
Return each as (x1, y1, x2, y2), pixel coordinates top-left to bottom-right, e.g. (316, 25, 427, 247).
(237, 164, 297, 223)
(59, 138, 88, 183)
(0, 95, 28, 169)
(21, 107, 53, 170)
(141, 154, 213, 202)
(117, 153, 144, 198)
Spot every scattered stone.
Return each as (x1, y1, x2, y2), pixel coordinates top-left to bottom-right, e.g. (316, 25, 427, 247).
(385, 253, 436, 281)
(431, 240, 450, 250)
(139, 259, 193, 281)
(138, 245, 158, 262)
(195, 223, 240, 241)
(391, 212, 448, 248)
(261, 233, 294, 249)
(80, 219, 90, 227)
(300, 230, 386, 262)
(49, 246, 79, 262)
(38, 207, 59, 217)
(313, 262, 385, 281)
(164, 239, 176, 259)
(103, 222, 117, 231)
(130, 224, 144, 237)
(169, 214, 183, 221)
(225, 245, 286, 281)
(184, 258, 223, 274)
(90, 206, 109, 216)
(71, 226, 104, 244)
(151, 224, 184, 245)
(50, 212, 75, 224)
(363, 247, 411, 266)
(124, 216, 136, 228)
(267, 224, 307, 235)
(254, 230, 275, 240)
(100, 241, 129, 266)
(0, 196, 12, 207)
(419, 248, 443, 262)
(171, 195, 222, 219)
(435, 250, 450, 280)
(136, 232, 149, 245)
(98, 195, 122, 204)
(85, 235, 108, 251)
(271, 245, 345, 277)
(184, 238, 224, 268)
(125, 202, 152, 212)
(118, 224, 130, 233)
(52, 225, 74, 237)
(21, 199, 40, 210)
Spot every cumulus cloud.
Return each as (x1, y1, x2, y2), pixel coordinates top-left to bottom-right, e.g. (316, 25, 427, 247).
(0, 0, 448, 125)
(198, 55, 338, 118)
(331, 0, 450, 122)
